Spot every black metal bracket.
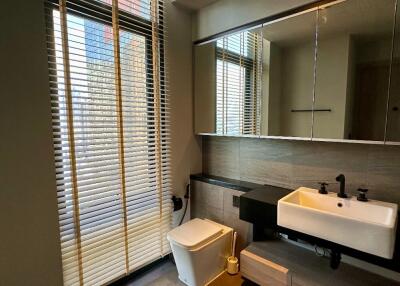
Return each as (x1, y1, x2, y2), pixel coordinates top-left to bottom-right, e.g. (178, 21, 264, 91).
(171, 196, 183, 211)
(330, 250, 342, 269)
(291, 109, 332, 112)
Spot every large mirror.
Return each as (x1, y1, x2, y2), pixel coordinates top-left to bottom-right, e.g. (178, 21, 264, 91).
(194, 9, 318, 138)
(194, 0, 399, 143)
(313, 0, 396, 141)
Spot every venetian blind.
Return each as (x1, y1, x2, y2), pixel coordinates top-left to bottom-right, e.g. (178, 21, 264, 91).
(45, 0, 171, 285)
(216, 31, 262, 135)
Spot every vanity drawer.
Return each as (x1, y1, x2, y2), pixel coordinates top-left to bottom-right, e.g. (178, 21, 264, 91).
(240, 249, 291, 286)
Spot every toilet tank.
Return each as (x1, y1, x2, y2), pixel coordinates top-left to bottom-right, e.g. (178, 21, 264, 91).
(167, 219, 233, 286)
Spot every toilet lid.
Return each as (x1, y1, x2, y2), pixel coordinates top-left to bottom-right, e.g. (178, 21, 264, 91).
(167, 218, 223, 249)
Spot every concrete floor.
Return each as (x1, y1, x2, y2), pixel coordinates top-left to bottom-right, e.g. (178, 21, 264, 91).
(123, 259, 253, 286)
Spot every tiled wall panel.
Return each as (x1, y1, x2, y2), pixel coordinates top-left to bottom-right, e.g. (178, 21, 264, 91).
(190, 180, 252, 256)
(203, 137, 400, 205)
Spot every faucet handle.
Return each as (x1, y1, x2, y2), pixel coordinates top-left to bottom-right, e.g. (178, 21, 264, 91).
(357, 188, 368, 202)
(318, 182, 329, 194)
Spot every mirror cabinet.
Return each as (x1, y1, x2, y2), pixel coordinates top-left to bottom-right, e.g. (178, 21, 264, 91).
(194, 0, 400, 144)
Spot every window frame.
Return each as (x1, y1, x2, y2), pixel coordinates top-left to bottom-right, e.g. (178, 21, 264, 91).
(215, 45, 256, 134)
(45, 0, 164, 228)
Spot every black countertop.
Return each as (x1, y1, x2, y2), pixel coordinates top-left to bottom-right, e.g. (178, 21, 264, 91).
(190, 173, 292, 227)
(190, 173, 261, 192)
(190, 173, 292, 197)
(241, 186, 292, 206)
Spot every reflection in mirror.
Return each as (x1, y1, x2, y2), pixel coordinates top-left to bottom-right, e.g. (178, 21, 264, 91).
(313, 0, 396, 141)
(260, 10, 317, 138)
(194, 27, 263, 135)
(387, 0, 400, 143)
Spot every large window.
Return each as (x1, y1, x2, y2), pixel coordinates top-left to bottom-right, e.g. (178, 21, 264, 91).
(45, 0, 170, 285)
(216, 31, 262, 135)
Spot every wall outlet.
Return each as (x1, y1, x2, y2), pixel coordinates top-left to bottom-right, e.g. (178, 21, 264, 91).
(232, 195, 240, 208)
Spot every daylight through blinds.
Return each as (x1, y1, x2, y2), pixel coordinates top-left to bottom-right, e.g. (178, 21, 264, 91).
(216, 31, 262, 135)
(45, 0, 171, 285)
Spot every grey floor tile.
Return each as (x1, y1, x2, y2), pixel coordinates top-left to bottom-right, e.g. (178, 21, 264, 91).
(124, 260, 184, 286)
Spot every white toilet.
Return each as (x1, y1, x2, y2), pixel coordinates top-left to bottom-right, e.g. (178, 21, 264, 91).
(167, 218, 233, 286)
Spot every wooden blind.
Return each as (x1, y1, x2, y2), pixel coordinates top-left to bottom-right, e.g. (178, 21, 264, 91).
(216, 31, 262, 135)
(45, 0, 171, 285)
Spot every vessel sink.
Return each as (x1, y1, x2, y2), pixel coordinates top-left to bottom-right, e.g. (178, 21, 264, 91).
(278, 187, 398, 259)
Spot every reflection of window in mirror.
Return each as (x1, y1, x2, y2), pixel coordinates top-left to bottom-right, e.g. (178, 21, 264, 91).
(216, 59, 246, 134)
(215, 31, 262, 135)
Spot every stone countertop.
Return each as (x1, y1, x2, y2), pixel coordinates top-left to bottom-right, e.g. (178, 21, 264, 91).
(190, 174, 292, 200)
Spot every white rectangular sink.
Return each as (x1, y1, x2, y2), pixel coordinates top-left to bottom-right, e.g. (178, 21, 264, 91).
(278, 187, 398, 259)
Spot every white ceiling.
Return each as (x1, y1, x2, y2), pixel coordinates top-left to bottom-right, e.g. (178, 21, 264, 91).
(261, 0, 395, 47)
(172, 0, 219, 11)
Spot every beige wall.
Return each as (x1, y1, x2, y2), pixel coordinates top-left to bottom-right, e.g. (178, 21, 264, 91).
(0, 0, 63, 285)
(266, 42, 283, 135)
(263, 35, 354, 139)
(314, 35, 351, 139)
(0, 1, 200, 284)
(261, 39, 271, 135)
(194, 44, 216, 134)
(261, 40, 283, 136)
(192, 0, 316, 41)
(280, 41, 315, 137)
(165, 1, 202, 225)
(344, 36, 356, 139)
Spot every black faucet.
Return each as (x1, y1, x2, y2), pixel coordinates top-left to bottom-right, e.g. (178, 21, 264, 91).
(318, 182, 328, 194)
(336, 174, 348, 198)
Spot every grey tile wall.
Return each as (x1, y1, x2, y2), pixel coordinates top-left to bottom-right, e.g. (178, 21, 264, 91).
(202, 136, 240, 179)
(190, 180, 252, 256)
(203, 136, 400, 205)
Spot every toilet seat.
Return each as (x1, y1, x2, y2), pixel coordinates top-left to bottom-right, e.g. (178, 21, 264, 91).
(167, 218, 223, 250)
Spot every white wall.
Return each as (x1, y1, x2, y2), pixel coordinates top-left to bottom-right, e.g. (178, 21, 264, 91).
(0, 0, 64, 285)
(192, 0, 316, 41)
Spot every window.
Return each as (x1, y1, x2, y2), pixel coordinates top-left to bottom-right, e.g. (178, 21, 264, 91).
(45, 0, 170, 285)
(216, 57, 247, 135)
(216, 31, 262, 135)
